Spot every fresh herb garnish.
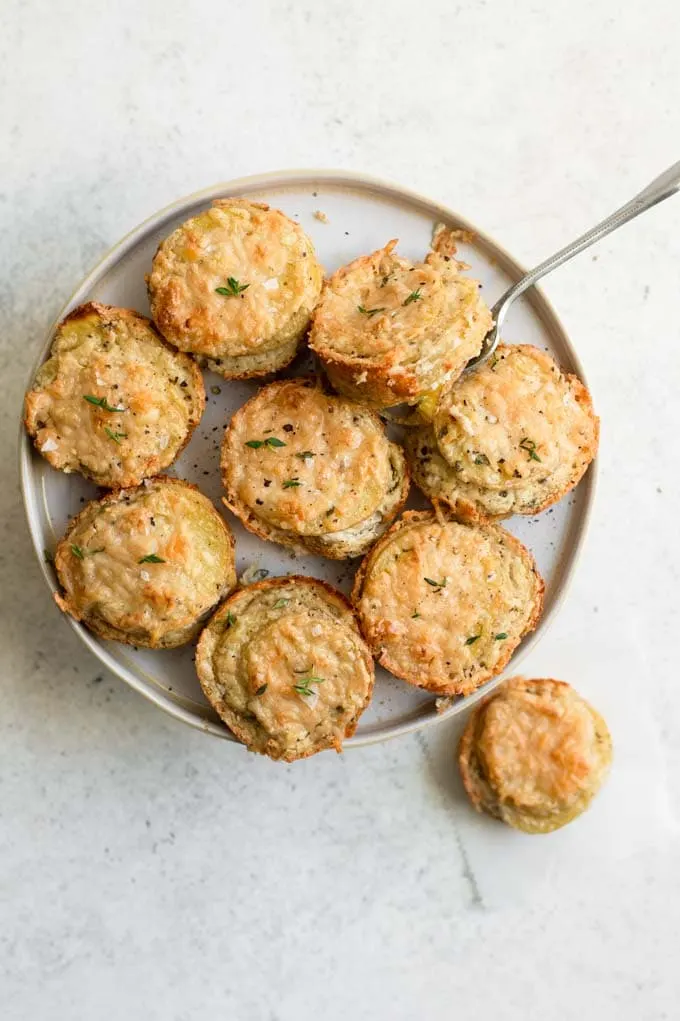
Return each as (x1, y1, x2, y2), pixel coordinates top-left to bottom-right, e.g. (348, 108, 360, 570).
(424, 577, 446, 588)
(43, 548, 54, 565)
(245, 436, 286, 449)
(283, 479, 301, 488)
(494, 633, 508, 640)
(519, 437, 542, 462)
(138, 553, 166, 564)
(465, 634, 481, 645)
(402, 288, 423, 306)
(473, 452, 490, 466)
(357, 305, 385, 317)
(273, 598, 289, 609)
(255, 684, 268, 696)
(104, 427, 127, 444)
(293, 676, 326, 697)
(215, 277, 249, 297)
(210, 385, 221, 395)
(225, 611, 237, 628)
(71, 544, 104, 559)
(296, 451, 315, 460)
(83, 395, 125, 412)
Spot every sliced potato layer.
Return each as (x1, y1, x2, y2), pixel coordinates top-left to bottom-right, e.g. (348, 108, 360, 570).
(406, 344, 598, 519)
(24, 303, 204, 488)
(148, 199, 323, 378)
(352, 511, 543, 695)
(55, 477, 235, 648)
(221, 379, 409, 558)
(459, 677, 612, 833)
(310, 231, 491, 408)
(196, 577, 374, 761)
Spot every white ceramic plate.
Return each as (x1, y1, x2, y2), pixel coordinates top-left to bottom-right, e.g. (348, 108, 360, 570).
(19, 170, 596, 747)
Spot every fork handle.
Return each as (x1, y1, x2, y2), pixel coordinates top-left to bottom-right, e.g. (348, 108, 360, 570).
(491, 160, 680, 326)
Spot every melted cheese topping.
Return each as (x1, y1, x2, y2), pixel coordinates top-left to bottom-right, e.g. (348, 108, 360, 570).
(353, 513, 543, 694)
(196, 579, 374, 760)
(434, 345, 598, 490)
(55, 479, 235, 647)
(406, 345, 598, 518)
(479, 683, 600, 809)
(309, 239, 492, 404)
(24, 304, 204, 487)
(460, 678, 613, 832)
(148, 199, 323, 360)
(221, 380, 399, 535)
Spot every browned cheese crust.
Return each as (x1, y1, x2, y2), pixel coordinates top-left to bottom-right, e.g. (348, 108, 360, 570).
(352, 511, 544, 695)
(221, 378, 409, 559)
(405, 344, 599, 520)
(309, 227, 492, 409)
(24, 303, 205, 488)
(54, 477, 236, 648)
(458, 677, 612, 833)
(147, 199, 323, 379)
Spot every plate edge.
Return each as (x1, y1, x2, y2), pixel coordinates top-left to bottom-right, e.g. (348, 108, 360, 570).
(18, 167, 598, 749)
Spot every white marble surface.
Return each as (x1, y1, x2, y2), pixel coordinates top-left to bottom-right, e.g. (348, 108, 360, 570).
(2, 2, 679, 1018)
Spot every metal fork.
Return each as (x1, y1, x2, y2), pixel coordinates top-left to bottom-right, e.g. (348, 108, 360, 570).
(471, 160, 680, 367)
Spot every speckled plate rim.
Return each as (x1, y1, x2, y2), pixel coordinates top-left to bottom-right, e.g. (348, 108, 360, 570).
(18, 168, 597, 748)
